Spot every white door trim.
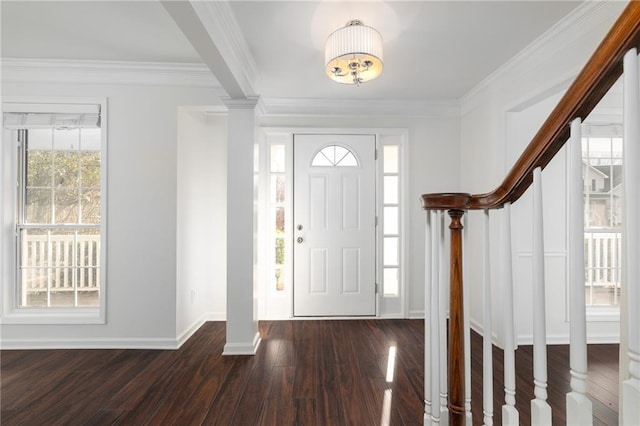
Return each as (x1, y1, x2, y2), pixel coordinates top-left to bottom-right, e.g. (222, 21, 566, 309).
(258, 127, 409, 320)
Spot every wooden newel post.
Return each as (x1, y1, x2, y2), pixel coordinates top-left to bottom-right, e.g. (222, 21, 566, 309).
(448, 209, 466, 426)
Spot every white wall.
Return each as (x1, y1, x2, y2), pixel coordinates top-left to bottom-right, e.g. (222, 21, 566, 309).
(458, 1, 625, 346)
(1, 81, 218, 347)
(259, 114, 460, 319)
(177, 110, 227, 342)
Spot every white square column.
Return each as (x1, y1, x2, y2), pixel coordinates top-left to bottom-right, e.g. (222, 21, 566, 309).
(222, 97, 261, 355)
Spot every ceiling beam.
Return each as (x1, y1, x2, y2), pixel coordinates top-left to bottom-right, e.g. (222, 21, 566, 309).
(162, 1, 257, 99)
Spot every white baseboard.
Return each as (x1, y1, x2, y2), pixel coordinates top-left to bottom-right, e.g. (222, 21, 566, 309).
(378, 314, 406, 320)
(205, 311, 226, 321)
(516, 333, 620, 346)
(408, 310, 425, 319)
(223, 332, 261, 355)
(176, 315, 207, 349)
(0, 336, 180, 350)
(2, 313, 228, 350)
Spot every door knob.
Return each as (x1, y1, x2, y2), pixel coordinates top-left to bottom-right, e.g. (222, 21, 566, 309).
(297, 237, 304, 244)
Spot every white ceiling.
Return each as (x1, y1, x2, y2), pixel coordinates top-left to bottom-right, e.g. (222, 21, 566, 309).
(1, 1, 202, 63)
(1, 1, 583, 102)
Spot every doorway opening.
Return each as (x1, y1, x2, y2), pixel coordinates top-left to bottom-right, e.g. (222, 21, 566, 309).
(259, 129, 407, 319)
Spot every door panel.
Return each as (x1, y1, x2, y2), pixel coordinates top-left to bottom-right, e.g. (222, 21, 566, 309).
(293, 134, 376, 316)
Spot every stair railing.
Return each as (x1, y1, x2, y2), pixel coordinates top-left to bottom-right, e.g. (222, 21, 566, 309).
(421, 2, 640, 425)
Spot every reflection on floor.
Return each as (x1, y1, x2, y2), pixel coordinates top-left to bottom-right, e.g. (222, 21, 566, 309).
(0, 320, 619, 425)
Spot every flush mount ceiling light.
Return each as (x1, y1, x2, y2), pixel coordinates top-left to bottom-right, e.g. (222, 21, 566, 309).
(325, 20, 383, 86)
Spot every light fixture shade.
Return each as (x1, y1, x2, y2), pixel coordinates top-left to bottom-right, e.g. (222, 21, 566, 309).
(325, 20, 383, 85)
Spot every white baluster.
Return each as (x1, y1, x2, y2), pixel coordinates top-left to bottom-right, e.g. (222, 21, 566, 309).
(463, 214, 472, 425)
(501, 203, 519, 425)
(438, 211, 449, 425)
(425, 210, 433, 426)
(567, 118, 592, 425)
(431, 210, 441, 425)
(531, 167, 552, 425)
(482, 210, 493, 426)
(623, 47, 640, 426)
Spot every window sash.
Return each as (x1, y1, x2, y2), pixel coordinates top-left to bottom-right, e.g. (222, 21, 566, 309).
(15, 128, 102, 309)
(17, 225, 101, 308)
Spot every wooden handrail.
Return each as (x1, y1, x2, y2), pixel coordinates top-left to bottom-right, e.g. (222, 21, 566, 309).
(422, 4, 640, 425)
(422, 1, 640, 211)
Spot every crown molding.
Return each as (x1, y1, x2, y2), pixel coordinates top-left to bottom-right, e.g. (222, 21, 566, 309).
(258, 97, 460, 118)
(191, 1, 259, 97)
(1, 58, 225, 92)
(460, 0, 625, 115)
(221, 96, 260, 110)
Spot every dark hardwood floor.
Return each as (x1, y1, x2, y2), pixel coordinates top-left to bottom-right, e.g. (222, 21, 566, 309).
(1, 320, 619, 425)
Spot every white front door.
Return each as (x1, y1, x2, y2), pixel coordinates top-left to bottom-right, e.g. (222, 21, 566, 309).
(293, 134, 376, 316)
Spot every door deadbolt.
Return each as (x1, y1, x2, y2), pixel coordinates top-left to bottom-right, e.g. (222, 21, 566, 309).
(297, 224, 303, 231)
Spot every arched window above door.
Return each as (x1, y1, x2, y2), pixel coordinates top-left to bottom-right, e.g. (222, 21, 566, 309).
(311, 145, 358, 167)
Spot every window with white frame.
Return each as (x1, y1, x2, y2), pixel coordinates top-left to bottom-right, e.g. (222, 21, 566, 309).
(582, 124, 622, 307)
(382, 144, 401, 296)
(269, 144, 287, 292)
(3, 102, 105, 312)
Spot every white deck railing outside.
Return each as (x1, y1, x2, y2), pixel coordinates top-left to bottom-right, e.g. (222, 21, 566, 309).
(21, 233, 101, 294)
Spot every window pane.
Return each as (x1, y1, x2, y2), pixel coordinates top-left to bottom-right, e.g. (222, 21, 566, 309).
(271, 144, 285, 172)
(384, 268, 399, 296)
(311, 152, 333, 166)
(384, 237, 399, 266)
(81, 190, 101, 224)
(275, 268, 285, 291)
(271, 175, 285, 203)
(22, 268, 49, 307)
(336, 152, 357, 167)
(26, 188, 52, 223)
(27, 129, 52, 150)
(55, 189, 79, 224)
(50, 289, 75, 307)
(275, 237, 285, 265)
(312, 145, 358, 167)
(53, 128, 80, 151)
(80, 152, 101, 188)
(21, 228, 50, 267)
(383, 145, 398, 173)
(80, 128, 101, 151)
(19, 228, 103, 308)
(26, 151, 53, 187)
(53, 129, 80, 151)
(54, 151, 79, 187)
(384, 206, 398, 235)
(586, 285, 620, 306)
(588, 137, 611, 159)
(334, 145, 349, 162)
(275, 207, 285, 233)
(384, 176, 399, 204)
(611, 165, 623, 191)
(612, 138, 623, 157)
(78, 286, 100, 306)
